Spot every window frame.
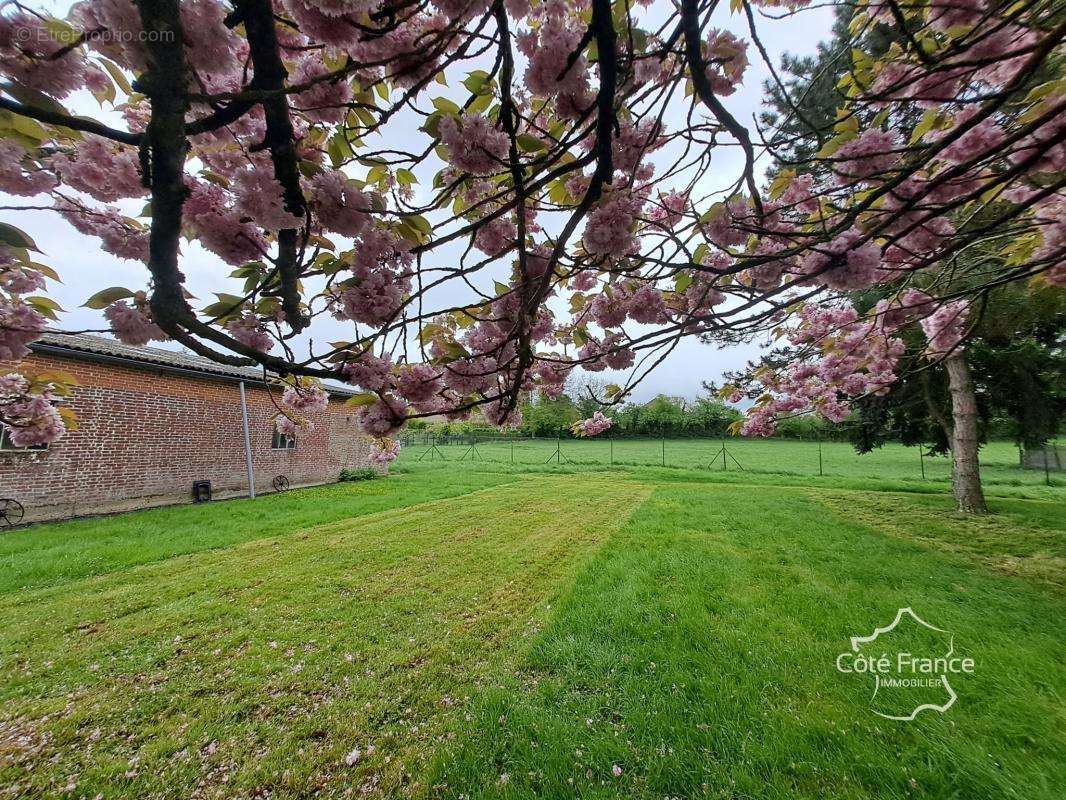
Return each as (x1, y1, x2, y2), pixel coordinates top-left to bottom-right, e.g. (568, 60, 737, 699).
(0, 427, 49, 453)
(271, 429, 297, 450)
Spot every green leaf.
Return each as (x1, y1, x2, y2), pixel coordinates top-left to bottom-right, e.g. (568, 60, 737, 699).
(0, 222, 40, 252)
(1, 80, 70, 117)
(421, 111, 443, 139)
(434, 340, 470, 362)
(26, 295, 63, 320)
(431, 97, 462, 116)
(462, 70, 491, 95)
(27, 262, 60, 281)
(467, 92, 493, 115)
(83, 286, 135, 309)
(418, 323, 447, 344)
(409, 215, 432, 235)
(516, 133, 546, 152)
(345, 393, 379, 407)
(909, 109, 942, 145)
(767, 169, 795, 201)
(10, 114, 49, 142)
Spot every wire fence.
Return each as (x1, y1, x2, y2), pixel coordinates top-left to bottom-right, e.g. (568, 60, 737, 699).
(395, 434, 1062, 487)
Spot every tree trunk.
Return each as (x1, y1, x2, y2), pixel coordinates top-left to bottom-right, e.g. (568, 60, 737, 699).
(944, 353, 988, 514)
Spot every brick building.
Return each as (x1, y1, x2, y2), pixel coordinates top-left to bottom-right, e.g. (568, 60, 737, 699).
(1, 333, 378, 523)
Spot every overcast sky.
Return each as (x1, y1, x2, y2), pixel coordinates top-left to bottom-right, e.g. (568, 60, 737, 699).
(3, 1, 835, 402)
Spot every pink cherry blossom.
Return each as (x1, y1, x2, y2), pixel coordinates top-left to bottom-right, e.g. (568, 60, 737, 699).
(291, 57, 354, 125)
(280, 0, 364, 48)
(920, 300, 969, 356)
(572, 411, 613, 437)
(56, 200, 150, 262)
(49, 135, 145, 202)
(3, 394, 65, 447)
(833, 129, 901, 182)
(483, 399, 523, 429)
(369, 436, 401, 465)
(936, 109, 1005, 166)
(394, 363, 443, 404)
(0, 297, 46, 360)
(0, 142, 57, 196)
(442, 357, 497, 394)
(226, 313, 274, 353)
(184, 180, 267, 265)
(281, 383, 330, 414)
(341, 352, 394, 391)
(357, 394, 409, 436)
(473, 216, 517, 257)
(518, 10, 592, 109)
(611, 120, 665, 176)
(308, 171, 372, 237)
(274, 414, 302, 436)
(647, 191, 688, 230)
(0, 266, 46, 295)
(702, 29, 748, 96)
(104, 300, 167, 346)
(0, 10, 100, 98)
(583, 191, 643, 257)
(232, 168, 302, 232)
(439, 114, 509, 176)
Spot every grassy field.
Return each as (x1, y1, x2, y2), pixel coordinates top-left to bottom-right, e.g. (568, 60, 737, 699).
(397, 437, 1060, 488)
(1, 461, 1063, 799)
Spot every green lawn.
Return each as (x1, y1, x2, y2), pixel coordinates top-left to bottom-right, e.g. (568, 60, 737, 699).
(1, 462, 1063, 798)
(397, 437, 1060, 489)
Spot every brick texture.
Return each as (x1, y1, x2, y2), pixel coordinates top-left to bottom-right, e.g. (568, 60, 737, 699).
(1, 352, 377, 523)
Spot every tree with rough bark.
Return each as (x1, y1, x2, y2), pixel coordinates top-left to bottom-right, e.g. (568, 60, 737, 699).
(0, 0, 1062, 486)
(749, 4, 1064, 511)
(847, 280, 1064, 514)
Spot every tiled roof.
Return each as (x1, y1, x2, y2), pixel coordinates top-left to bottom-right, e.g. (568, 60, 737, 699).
(30, 332, 358, 397)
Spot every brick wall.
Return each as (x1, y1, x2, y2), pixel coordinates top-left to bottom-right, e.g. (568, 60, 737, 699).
(0, 352, 377, 523)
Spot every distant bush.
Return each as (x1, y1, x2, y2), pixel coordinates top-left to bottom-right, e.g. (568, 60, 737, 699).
(340, 468, 378, 482)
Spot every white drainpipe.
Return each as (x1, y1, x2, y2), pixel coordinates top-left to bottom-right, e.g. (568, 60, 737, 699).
(239, 381, 256, 499)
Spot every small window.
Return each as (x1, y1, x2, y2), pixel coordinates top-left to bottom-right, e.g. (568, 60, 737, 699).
(271, 429, 296, 450)
(0, 428, 48, 452)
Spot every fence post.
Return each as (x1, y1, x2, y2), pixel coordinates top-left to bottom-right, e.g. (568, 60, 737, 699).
(609, 435, 614, 466)
(661, 435, 666, 467)
(1045, 443, 1052, 486)
(817, 437, 823, 477)
(919, 447, 926, 480)
(510, 440, 514, 464)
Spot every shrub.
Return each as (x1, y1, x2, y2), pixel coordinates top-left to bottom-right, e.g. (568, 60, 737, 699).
(339, 468, 378, 482)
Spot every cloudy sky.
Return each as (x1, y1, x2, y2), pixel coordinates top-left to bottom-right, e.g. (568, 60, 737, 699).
(4, 1, 835, 402)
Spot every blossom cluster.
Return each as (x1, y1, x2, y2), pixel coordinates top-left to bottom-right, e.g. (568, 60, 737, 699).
(0, 0, 1058, 452)
(572, 411, 613, 437)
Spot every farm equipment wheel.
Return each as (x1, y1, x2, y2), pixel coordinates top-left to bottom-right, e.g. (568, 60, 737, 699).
(272, 475, 290, 492)
(0, 498, 25, 528)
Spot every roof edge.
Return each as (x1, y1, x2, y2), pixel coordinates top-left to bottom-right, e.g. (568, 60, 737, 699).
(27, 335, 359, 399)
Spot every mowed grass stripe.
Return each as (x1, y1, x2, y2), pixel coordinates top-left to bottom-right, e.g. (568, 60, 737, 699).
(432, 484, 1066, 800)
(810, 490, 1066, 592)
(0, 478, 651, 800)
(0, 471, 519, 595)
